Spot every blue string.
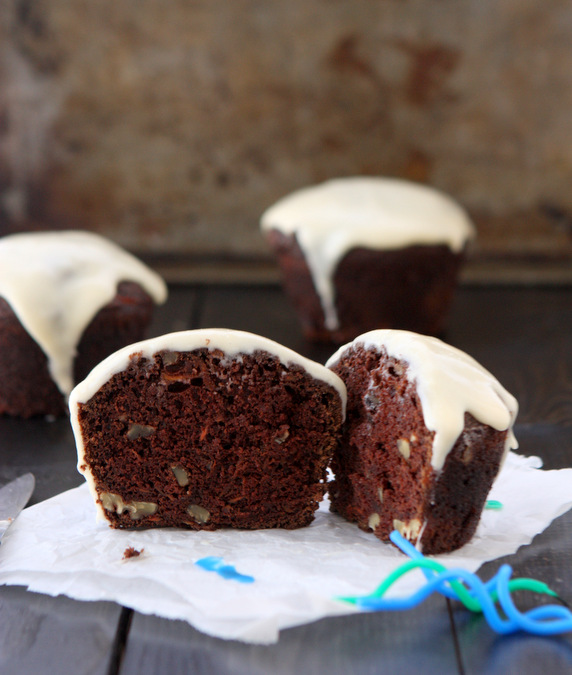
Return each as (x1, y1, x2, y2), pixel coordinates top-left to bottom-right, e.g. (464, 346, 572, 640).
(348, 531, 572, 636)
(388, 531, 499, 600)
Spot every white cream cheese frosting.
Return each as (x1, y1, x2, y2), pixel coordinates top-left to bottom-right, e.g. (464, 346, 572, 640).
(261, 177, 475, 330)
(70, 328, 347, 519)
(326, 329, 518, 471)
(0, 230, 167, 396)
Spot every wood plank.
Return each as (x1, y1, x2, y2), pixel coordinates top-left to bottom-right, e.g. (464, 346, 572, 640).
(146, 284, 200, 337)
(0, 417, 81, 504)
(120, 598, 459, 675)
(197, 284, 305, 346)
(450, 507, 572, 675)
(0, 415, 122, 675)
(447, 287, 572, 426)
(0, 586, 125, 675)
(442, 289, 572, 673)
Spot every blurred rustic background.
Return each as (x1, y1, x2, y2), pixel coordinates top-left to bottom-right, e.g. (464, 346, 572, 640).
(1, 0, 571, 282)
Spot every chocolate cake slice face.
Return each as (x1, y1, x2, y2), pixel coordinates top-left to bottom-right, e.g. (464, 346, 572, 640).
(70, 329, 346, 530)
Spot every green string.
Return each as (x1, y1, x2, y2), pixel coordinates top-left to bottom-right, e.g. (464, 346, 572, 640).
(338, 558, 558, 613)
(485, 500, 503, 510)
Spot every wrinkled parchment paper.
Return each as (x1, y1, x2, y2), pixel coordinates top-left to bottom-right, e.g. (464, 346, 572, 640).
(1, 452, 571, 644)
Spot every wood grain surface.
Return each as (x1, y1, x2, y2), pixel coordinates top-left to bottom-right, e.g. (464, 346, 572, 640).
(0, 284, 571, 674)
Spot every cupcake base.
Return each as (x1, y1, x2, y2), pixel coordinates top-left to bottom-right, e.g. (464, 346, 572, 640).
(267, 230, 464, 343)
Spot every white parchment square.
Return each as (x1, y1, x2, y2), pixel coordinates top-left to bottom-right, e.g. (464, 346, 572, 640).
(0, 452, 571, 644)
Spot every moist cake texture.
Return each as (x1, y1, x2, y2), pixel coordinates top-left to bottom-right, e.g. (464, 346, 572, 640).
(326, 329, 518, 554)
(70, 329, 346, 530)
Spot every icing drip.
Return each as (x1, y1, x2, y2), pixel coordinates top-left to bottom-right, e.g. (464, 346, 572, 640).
(326, 329, 518, 470)
(0, 231, 167, 397)
(261, 177, 475, 330)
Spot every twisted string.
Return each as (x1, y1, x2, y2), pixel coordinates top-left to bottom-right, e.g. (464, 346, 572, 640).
(337, 530, 571, 636)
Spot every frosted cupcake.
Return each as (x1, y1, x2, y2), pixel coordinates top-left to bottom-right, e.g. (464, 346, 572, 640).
(326, 329, 518, 554)
(261, 177, 475, 343)
(0, 230, 167, 417)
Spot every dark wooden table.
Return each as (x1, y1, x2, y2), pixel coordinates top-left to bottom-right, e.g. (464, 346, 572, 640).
(1, 283, 572, 675)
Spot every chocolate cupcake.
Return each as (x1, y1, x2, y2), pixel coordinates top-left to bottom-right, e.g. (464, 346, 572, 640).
(70, 329, 346, 530)
(261, 177, 475, 343)
(326, 329, 518, 554)
(0, 230, 167, 417)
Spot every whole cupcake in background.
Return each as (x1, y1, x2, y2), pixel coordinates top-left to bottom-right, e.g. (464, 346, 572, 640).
(0, 230, 167, 418)
(261, 177, 475, 343)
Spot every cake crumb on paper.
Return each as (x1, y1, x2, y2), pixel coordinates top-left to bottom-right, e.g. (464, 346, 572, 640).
(123, 546, 144, 560)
